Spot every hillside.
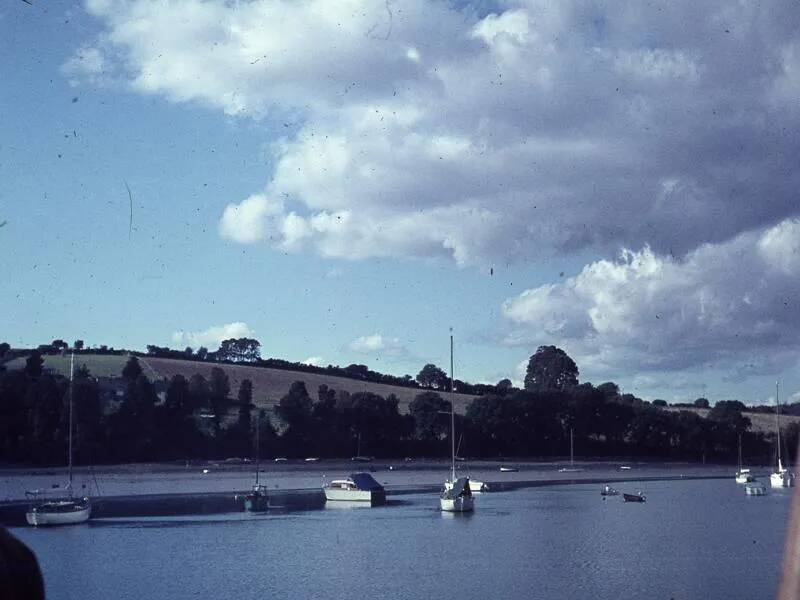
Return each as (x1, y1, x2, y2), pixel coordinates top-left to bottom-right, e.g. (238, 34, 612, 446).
(663, 406, 800, 434)
(6, 353, 477, 414)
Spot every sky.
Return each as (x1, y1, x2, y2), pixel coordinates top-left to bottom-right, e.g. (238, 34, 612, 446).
(2, 0, 800, 405)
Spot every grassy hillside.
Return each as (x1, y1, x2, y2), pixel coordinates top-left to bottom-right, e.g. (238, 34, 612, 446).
(6, 353, 476, 414)
(142, 356, 477, 414)
(663, 406, 800, 434)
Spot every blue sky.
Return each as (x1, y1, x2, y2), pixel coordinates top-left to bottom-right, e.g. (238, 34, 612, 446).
(3, 0, 800, 404)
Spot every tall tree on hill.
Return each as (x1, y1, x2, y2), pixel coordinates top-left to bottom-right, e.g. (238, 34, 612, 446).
(409, 391, 451, 441)
(275, 381, 313, 455)
(237, 379, 253, 433)
(524, 346, 579, 391)
(415, 364, 449, 389)
(73, 340, 84, 350)
(51, 340, 68, 351)
(218, 338, 261, 363)
(0, 342, 10, 358)
(209, 367, 230, 432)
(122, 356, 143, 381)
(25, 351, 44, 378)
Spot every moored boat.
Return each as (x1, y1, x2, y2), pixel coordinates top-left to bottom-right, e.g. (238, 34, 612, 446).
(745, 481, 767, 496)
(601, 484, 619, 496)
(26, 353, 91, 526)
(244, 412, 269, 512)
(622, 491, 646, 503)
(735, 434, 753, 483)
(499, 466, 518, 473)
(445, 478, 488, 493)
(439, 331, 475, 513)
(771, 382, 795, 489)
(324, 472, 386, 505)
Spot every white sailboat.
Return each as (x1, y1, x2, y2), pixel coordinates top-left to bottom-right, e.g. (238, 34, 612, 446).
(770, 381, 795, 489)
(558, 428, 582, 473)
(734, 434, 753, 484)
(440, 332, 474, 513)
(26, 353, 92, 526)
(244, 412, 268, 511)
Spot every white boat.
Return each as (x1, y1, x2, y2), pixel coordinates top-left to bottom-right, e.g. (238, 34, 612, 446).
(770, 382, 795, 489)
(440, 332, 474, 513)
(745, 481, 767, 496)
(499, 466, 518, 472)
(558, 428, 582, 472)
(324, 473, 386, 505)
(601, 484, 619, 496)
(26, 353, 91, 526)
(445, 479, 488, 493)
(244, 412, 268, 511)
(735, 434, 753, 483)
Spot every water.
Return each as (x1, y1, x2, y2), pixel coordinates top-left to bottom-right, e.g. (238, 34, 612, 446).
(11, 479, 791, 600)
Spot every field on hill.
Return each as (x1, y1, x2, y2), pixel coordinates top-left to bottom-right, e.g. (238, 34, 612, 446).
(5, 353, 476, 414)
(141, 356, 477, 414)
(663, 406, 800, 434)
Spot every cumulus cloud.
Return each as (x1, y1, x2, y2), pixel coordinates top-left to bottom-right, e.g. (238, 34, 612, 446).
(349, 333, 408, 357)
(302, 356, 324, 367)
(502, 219, 800, 380)
(67, 0, 800, 266)
(172, 322, 254, 349)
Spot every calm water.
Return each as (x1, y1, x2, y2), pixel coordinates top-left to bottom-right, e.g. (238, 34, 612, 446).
(12, 479, 791, 599)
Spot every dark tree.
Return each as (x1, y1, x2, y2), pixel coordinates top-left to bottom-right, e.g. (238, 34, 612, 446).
(122, 356, 143, 381)
(597, 382, 620, 402)
(209, 367, 230, 430)
(409, 391, 450, 441)
(524, 346, 579, 391)
(237, 379, 254, 432)
(218, 338, 261, 363)
(694, 397, 710, 409)
(196, 347, 208, 361)
(25, 351, 44, 378)
(416, 363, 449, 389)
(0, 342, 10, 357)
(73, 340, 84, 350)
(496, 379, 513, 395)
(51, 340, 68, 351)
(653, 399, 668, 407)
(184, 347, 193, 357)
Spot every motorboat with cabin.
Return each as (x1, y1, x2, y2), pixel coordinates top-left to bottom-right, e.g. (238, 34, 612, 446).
(324, 472, 386, 505)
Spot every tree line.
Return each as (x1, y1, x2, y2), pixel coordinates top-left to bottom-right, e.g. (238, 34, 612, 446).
(1, 347, 796, 466)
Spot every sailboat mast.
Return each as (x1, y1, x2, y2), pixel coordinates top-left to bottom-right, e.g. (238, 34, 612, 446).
(68, 352, 74, 492)
(570, 428, 574, 466)
(776, 381, 782, 467)
(255, 411, 260, 486)
(738, 434, 742, 471)
(450, 331, 455, 483)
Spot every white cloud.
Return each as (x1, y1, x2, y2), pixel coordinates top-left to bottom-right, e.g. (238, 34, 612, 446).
(502, 218, 800, 380)
(70, 1, 800, 267)
(172, 322, 254, 349)
(302, 356, 324, 367)
(349, 333, 407, 357)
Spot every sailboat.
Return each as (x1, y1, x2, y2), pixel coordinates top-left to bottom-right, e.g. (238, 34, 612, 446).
(558, 428, 583, 473)
(244, 412, 268, 511)
(351, 433, 373, 462)
(440, 332, 474, 513)
(770, 381, 795, 489)
(26, 353, 92, 526)
(734, 434, 753, 484)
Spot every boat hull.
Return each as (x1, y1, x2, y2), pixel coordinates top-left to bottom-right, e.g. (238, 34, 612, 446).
(622, 493, 646, 503)
(26, 503, 91, 526)
(244, 494, 269, 512)
(745, 483, 767, 496)
(440, 496, 474, 512)
(770, 472, 795, 488)
(324, 488, 386, 505)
